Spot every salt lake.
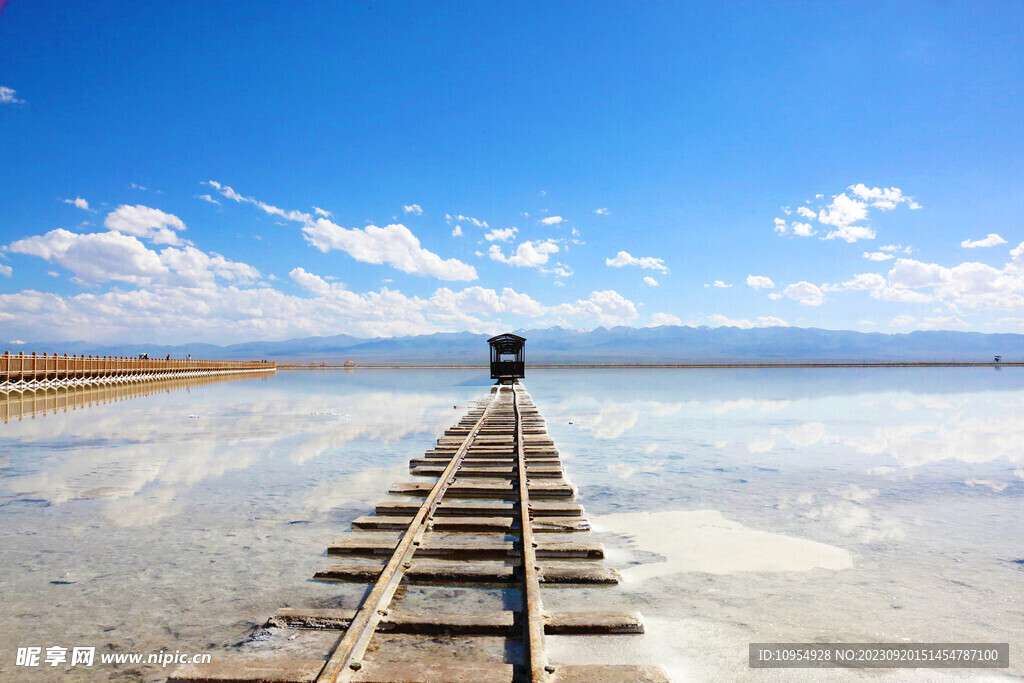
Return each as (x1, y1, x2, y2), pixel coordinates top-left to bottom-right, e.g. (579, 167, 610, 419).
(1, 368, 1022, 681)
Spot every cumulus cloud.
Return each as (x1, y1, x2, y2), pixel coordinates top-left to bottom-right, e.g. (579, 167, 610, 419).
(289, 267, 332, 295)
(708, 314, 788, 329)
(746, 275, 775, 290)
(159, 246, 260, 286)
(540, 216, 564, 226)
(541, 263, 574, 278)
(402, 204, 423, 215)
(9, 229, 167, 282)
(304, 220, 477, 281)
(61, 197, 92, 211)
(863, 251, 894, 261)
(0, 273, 641, 344)
(712, 280, 732, 288)
(451, 225, 463, 237)
(9, 229, 169, 283)
(205, 182, 479, 281)
(484, 227, 518, 242)
(0, 86, 25, 104)
(777, 185, 921, 243)
(0, 264, 12, 277)
(648, 312, 682, 327)
(104, 205, 188, 245)
(818, 193, 874, 242)
(643, 276, 658, 286)
(8, 228, 259, 287)
(196, 194, 221, 206)
(594, 208, 609, 215)
(848, 184, 921, 210)
(488, 239, 559, 268)
(783, 281, 824, 306)
(312, 206, 332, 218)
(605, 251, 668, 272)
(961, 234, 1007, 248)
(551, 290, 638, 326)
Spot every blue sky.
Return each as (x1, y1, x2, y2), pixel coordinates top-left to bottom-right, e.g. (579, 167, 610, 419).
(1, 2, 1022, 344)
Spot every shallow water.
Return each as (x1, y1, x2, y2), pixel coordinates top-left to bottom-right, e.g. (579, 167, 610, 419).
(1, 367, 1022, 681)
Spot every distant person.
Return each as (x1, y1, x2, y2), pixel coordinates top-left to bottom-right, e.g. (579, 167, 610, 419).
(166, 354, 170, 361)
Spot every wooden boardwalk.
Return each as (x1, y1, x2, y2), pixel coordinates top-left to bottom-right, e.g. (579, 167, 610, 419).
(0, 351, 274, 391)
(170, 382, 667, 683)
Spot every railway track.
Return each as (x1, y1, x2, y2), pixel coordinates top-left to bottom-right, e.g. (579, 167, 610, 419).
(171, 382, 667, 682)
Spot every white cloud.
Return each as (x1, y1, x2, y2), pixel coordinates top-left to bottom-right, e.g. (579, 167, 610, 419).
(648, 313, 682, 327)
(540, 216, 564, 226)
(541, 263, 574, 278)
(451, 225, 463, 237)
(312, 206, 332, 217)
(961, 234, 1007, 248)
(879, 244, 912, 253)
(205, 181, 312, 223)
(746, 275, 775, 290)
(196, 194, 221, 206)
(891, 315, 916, 327)
(863, 251, 894, 261)
(551, 290, 638, 326)
(8, 228, 260, 287)
(304, 220, 477, 281)
(919, 316, 968, 329)
(403, 204, 423, 216)
(712, 280, 732, 288)
(447, 214, 488, 228)
(104, 205, 188, 246)
(837, 273, 887, 291)
(605, 251, 668, 272)
(484, 227, 518, 242)
(780, 185, 919, 244)
(643, 276, 658, 286)
(594, 208, 609, 215)
(0, 264, 12, 277)
(819, 193, 874, 242)
(708, 314, 788, 329)
(158, 245, 260, 286)
(848, 184, 920, 211)
(488, 239, 559, 268)
(783, 281, 824, 306)
(61, 197, 92, 211)
(0, 86, 24, 104)
(289, 267, 332, 295)
(9, 229, 169, 283)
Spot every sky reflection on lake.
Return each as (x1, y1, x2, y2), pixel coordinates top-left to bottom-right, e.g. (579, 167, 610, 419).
(1, 367, 1022, 681)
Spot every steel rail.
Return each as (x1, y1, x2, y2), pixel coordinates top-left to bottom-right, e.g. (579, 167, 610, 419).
(514, 385, 549, 682)
(316, 386, 504, 683)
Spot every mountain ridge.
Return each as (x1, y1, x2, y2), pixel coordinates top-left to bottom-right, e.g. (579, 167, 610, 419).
(8, 325, 1023, 364)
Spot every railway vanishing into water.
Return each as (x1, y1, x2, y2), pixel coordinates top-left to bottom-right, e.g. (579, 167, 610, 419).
(170, 381, 667, 682)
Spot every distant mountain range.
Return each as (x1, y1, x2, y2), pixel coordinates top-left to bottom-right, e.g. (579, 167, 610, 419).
(11, 325, 1024, 364)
